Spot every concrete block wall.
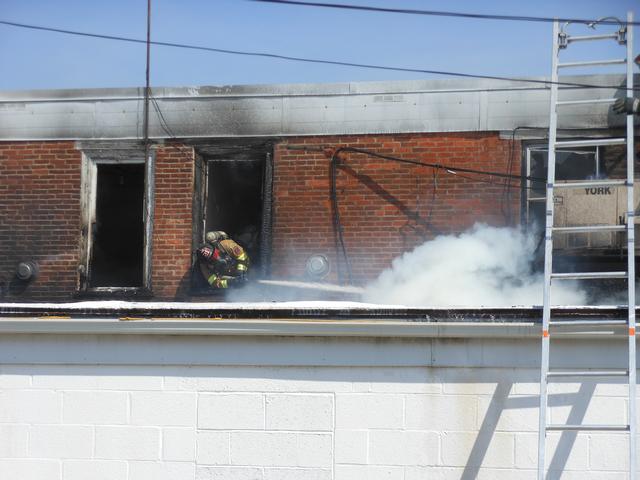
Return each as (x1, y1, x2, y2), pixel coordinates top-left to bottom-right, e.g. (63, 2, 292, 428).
(0, 343, 636, 480)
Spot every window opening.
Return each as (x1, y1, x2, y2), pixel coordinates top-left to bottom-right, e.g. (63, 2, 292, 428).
(89, 163, 145, 288)
(204, 158, 265, 273)
(526, 145, 599, 230)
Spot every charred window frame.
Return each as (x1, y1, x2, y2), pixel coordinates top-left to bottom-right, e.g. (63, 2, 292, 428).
(192, 143, 273, 291)
(78, 143, 155, 296)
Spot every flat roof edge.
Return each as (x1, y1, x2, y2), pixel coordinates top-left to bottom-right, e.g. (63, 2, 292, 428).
(0, 74, 628, 101)
(0, 302, 633, 338)
(0, 318, 541, 338)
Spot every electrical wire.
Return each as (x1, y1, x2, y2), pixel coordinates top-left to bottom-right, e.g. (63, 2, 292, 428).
(287, 143, 548, 183)
(143, 0, 151, 152)
(501, 126, 527, 224)
(150, 94, 175, 138)
(250, 0, 640, 26)
(443, 169, 539, 190)
(426, 169, 438, 225)
(149, 93, 195, 155)
(0, 19, 638, 91)
(330, 146, 546, 183)
(329, 149, 353, 284)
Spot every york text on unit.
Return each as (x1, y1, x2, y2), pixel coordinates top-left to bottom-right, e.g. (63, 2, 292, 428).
(584, 187, 612, 195)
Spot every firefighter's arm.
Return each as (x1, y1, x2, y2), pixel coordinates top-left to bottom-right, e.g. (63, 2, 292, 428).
(613, 97, 640, 115)
(197, 258, 227, 288)
(204, 271, 233, 289)
(234, 250, 249, 282)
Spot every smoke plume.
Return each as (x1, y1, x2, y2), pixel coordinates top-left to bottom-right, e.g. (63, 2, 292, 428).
(363, 224, 588, 307)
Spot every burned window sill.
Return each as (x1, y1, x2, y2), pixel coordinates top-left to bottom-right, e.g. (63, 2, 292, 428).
(74, 288, 153, 301)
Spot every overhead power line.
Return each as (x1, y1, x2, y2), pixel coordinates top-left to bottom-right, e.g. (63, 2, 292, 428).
(0, 19, 638, 91)
(250, 0, 640, 27)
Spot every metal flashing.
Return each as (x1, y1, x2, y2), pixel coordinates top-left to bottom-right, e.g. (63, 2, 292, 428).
(0, 317, 538, 338)
(0, 75, 635, 141)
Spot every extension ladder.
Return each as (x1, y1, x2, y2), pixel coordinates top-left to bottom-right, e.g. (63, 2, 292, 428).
(538, 13, 636, 479)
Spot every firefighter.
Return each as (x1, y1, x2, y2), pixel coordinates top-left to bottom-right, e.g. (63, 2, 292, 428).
(196, 231, 250, 289)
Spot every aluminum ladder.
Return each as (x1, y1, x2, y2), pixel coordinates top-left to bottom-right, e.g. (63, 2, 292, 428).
(538, 13, 636, 479)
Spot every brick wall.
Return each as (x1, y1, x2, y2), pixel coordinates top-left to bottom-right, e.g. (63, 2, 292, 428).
(151, 144, 195, 299)
(0, 133, 519, 300)
(0, 141, 197, 301)
(0, 142, 81, 300)
(273, 133, 520, 284)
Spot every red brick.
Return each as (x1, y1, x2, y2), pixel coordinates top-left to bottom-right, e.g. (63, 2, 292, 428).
(274, 132, 521, 284)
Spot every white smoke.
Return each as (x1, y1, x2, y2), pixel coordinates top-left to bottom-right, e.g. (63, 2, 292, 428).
(363, 224, 588, 307)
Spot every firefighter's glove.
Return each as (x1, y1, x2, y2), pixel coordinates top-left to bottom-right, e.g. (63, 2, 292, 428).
(216, 257, 232, 271)
(613, 97, 640, 115)
(226, 275, 246, 288)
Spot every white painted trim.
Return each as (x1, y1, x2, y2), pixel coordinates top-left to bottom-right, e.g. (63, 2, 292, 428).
(0, 318, 549, 338)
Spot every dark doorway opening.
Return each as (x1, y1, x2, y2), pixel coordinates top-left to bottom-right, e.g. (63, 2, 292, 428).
(89, 163, 145, 287)
(205, 159, 264, 272)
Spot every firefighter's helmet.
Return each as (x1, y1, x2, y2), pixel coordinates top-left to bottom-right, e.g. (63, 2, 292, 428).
(205, 231, 229, 244)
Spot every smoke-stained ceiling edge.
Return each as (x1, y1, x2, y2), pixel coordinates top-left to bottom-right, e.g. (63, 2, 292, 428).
(0, 74, 636, 141)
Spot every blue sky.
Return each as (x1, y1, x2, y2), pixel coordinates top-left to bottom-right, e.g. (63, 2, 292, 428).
(0, 0, 638, 91)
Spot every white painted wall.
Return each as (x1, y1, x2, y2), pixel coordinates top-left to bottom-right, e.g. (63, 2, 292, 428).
(0, 333, 635, 479)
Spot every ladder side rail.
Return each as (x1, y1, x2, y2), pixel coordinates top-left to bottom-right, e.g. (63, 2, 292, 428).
(626, 11, 636, 480)
(538, 18, 561, 480)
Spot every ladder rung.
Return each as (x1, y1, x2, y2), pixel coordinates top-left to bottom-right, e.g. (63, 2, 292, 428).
(567, 34, 620, 43)
(552, 331, 621, 337)
(554, 138, 626, 148)
(558, 59, 626, 68)
(552, 225, 626, 233)
(557, 98, 617, 106)
(547, 370, 628, 378)
(546, 424, 630, 432)
(550, 320, 628, 327)
(551, 271, 627, 280)
(553, 180, 627, 189)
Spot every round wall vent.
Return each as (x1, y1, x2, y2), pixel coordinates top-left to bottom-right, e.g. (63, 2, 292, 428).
(305, 254, 330, 280)
(16, 261, 38, 281)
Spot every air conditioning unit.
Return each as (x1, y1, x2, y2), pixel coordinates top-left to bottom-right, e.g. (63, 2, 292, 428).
(552, 181, 640, 251)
